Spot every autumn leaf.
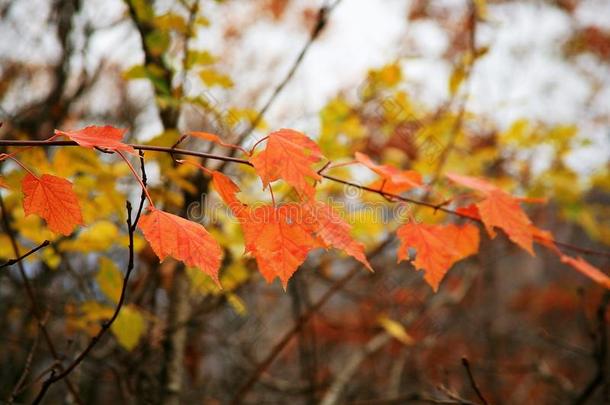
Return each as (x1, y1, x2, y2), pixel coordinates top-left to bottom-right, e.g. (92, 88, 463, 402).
(96, 257, 123, 304)
(560, 255, 610, 289)
(0, 176, 8, 189)
(22, 173, 83, 235)
(242, 204, 320, 288)
(455, 203, 481, 220)
(443, 223, 481, 261)
(531, 226, 559, 253)
(111, 305, 145, 351)
(211, 171, 322, 286)
(445, 172, 497, 193)
(250, 129, 324, 198)
(378, 315, 415, 345)
(55, 125, 136, 154)
(355, 152, 422, 194)
(189, 131, 247, 154)
(447, 172, 534, 254)
(477, 189, 534, 254)
(397, 221, 479, 291)
(211, 170, 246, 215)
(138, 207, 222, 285)
(302, 201, 372, 271)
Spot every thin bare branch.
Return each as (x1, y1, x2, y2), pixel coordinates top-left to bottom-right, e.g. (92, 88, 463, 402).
(461, 357, 489, 405)
(0, 240, 50, 269)
(32, 201, 137, 404)
(0, 194, 83, 404)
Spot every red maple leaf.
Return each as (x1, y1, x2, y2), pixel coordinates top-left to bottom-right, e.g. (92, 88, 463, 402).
(22, 173, 83, 235)
(138, 207, 223, 286)
(55, 125, 135, 154)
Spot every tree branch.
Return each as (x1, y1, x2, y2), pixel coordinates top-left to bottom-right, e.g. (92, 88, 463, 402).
(32, 201, 137, 404)
(572, 291, 610, 405)
(0, 240, 49, 269)
(232, 0, 340, 145)
(461, 357, 489, 405)
(0, 194, 83, 404)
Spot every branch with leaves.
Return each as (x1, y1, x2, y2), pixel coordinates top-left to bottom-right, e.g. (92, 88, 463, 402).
(1, 125, 609, 291)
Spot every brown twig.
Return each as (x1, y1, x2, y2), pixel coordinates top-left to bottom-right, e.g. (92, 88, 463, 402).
(572, 291, 610, 405)
(32, 201, 137, 404)
(0, 240, 50, 269)
(346, 393, 477, 405)
(8, 312, 47, 403)
(461, 357, 489, 405)
(233, 1, 334, 144)
(216, 0, 343, 173)
(131, 150, 148, 230)
(0, 194, 83, 404)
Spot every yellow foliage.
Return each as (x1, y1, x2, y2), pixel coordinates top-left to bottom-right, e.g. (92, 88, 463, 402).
(111, 305, 146, 351)
(96, 257, 123, 304)
(62, 221, 119, 252)
(378, 315, 414, 345)
(199, 69, 234, 88)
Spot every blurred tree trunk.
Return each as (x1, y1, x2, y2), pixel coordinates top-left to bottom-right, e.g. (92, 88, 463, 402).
(125, 2, 207, 402)
(161, 267, 190, 405)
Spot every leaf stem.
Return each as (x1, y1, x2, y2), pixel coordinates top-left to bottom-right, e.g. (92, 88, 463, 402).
(176, 158, 213, 176)
(0, 154, 37, 177)
(116, 150, 155, 208)
(249, 136, 269, 154)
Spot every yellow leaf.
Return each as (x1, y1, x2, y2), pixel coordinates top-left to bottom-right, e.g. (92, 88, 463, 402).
(227, 293, 247, 316)
(199, 69, 233, 88)
(378, 315, 415, 345)
(185, 50, 216, 69)
(68, 301, 113, 336)
(61, 221, 119, 252)
(96, 257, 123, 304)
(145, 30, 170, 57)
(153, 13, 187, 34)
(111, 305, 145, 351)
(123, 65, 148, 80)
(449, 64, 466, 96)
(52, 148, 101, 177)
(40, 248, 61, 270)
(473, 0, 488, 19)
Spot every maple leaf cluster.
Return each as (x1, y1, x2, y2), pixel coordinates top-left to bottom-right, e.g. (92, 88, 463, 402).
(2, 125, 609, 292)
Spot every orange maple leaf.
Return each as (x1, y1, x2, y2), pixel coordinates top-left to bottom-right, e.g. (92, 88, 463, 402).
(250, 129, 324, 198)
(189, 131, 247, 154)
(447, 173, 535, 255)
(241, 204, 320, 288)
(138, 207, 223, 286)
(355, 152, 422, 194)
(212, 171, 368, 286)
(477, 189, 534, 254)
(560, 255, 610, 289)
(22, 173, 83, 235)
(397, 221, 479, 291)
(302, 201, 373, 271)
(0, 176, 9, 189)
(211, 171, 246, 215)
(212, 173, 319, 287)
(55, 125, 135, 154)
